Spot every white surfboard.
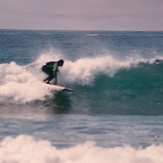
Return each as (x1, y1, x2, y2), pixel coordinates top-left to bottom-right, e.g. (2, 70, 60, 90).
(41, 82, 73, 92)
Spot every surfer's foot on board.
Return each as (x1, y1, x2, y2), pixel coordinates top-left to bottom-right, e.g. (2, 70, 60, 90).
(43, 79, 50, 84)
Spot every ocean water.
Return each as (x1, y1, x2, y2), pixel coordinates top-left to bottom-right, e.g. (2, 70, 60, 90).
(0, 29, 163, 162)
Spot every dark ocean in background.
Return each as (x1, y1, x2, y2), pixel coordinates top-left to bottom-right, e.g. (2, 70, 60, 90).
(0, 30, 163, 162)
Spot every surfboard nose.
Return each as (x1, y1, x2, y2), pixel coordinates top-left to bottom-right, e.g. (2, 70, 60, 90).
(64, 88, 73, 92)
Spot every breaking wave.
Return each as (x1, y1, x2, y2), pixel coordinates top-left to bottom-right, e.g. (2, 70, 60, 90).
(0, 135, 163, 163)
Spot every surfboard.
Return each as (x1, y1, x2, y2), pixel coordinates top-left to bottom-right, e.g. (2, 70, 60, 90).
(42, 83, 73, 92)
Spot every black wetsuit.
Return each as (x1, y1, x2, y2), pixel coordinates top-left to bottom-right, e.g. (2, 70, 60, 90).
(42, 61, 58, 83)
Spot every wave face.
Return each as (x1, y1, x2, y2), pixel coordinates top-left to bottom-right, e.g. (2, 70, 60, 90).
(74, 61, 163, 115)
(0, 30, 163, 115)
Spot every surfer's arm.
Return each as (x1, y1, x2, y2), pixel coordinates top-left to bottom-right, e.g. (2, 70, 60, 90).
(53, 72, 58, 85)
(53, 63, 58, 85)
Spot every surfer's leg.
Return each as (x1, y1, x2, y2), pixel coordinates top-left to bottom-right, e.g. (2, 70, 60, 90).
(44, 71, 54, 83)
(46, 72, 54, 83)
(42, 66, 53, 83)
(43, 76, 50, 83)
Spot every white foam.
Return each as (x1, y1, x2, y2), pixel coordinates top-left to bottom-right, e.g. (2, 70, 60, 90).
(0, 61, 54, 103)
(0, 135, 163, 163)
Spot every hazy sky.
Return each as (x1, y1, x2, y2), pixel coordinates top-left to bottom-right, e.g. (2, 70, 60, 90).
(0, 0, 163, 31)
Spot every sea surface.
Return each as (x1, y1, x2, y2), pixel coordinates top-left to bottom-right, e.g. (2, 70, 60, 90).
(0, 29, 163, 162)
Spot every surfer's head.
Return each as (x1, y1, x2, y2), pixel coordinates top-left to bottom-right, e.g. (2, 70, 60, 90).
(57, 59, 64, 66)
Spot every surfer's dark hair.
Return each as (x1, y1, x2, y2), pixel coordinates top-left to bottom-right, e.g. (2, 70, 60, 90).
(58, 59, 64, 64)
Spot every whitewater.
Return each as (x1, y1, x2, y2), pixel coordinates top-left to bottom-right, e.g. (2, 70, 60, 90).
(0, 30, 163, 163)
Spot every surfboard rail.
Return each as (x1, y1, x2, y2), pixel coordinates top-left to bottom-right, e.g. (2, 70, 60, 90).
(62, 87, 73, 92)
(41, 82, 73, 92)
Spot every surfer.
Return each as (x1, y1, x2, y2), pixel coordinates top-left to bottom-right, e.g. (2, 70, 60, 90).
(42, 59, 64, 85)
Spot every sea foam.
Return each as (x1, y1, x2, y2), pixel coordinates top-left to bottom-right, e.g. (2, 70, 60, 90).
(0, 135, 163, 163)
